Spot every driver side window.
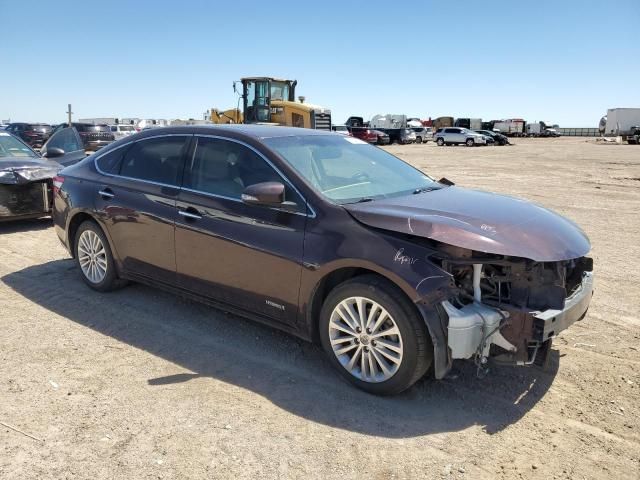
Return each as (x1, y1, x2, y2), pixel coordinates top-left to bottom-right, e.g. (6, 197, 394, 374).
(184, 137, 303, 208)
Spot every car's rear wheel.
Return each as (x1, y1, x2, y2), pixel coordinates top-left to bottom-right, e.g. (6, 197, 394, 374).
(319, 276, 432, 395)
(436, 137, 444, 146)
(74, 220, 124, 292)
(466, 138, 475, 147)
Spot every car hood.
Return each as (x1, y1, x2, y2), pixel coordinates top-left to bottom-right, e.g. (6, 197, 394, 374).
(0, 158, 62, 184)
(343, 186, 591, 261)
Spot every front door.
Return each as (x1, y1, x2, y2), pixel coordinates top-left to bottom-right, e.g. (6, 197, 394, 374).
(174, 135, 307, 325)
(94, 135, 191, 285)
(41, 127, 86, 166)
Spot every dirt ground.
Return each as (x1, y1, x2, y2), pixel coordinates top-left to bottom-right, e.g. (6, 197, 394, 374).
(1, 137, 639, 479)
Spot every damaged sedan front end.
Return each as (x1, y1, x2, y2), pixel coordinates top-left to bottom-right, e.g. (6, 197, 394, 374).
(437, 247, 593, 371)
(344, 184, 594, 378)
(0, 132, 61, 221)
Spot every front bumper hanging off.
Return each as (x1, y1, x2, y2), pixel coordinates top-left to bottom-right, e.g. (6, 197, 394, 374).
(440, 270, 594, 371)
(533, 271, 594, 342)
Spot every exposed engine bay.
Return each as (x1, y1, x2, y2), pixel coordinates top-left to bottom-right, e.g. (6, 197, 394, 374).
(431, 245, 594, 372)
(0, 180, 53, 220)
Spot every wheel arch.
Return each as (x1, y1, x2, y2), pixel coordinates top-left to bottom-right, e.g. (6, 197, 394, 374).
(306, 265, 427, 344)
(66, 210, 116, 261)
(67, 211, 97, 258)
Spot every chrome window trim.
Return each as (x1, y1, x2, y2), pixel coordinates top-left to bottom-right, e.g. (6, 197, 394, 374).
(189, 134, 316, 218)
(93, 133, 316, 217)
(93, 134, 192, 189)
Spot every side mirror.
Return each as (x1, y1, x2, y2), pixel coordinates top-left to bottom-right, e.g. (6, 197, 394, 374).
(242, 182, 299, 211)
(43, 147, 65, 158)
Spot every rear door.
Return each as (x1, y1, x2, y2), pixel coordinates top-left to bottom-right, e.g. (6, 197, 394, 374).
(174, 135, 307, 325)
(41, 127, 86, 166)
(94, 134, 191, 285)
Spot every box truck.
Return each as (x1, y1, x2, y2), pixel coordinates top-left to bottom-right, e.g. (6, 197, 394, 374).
(602, 108, 640, 144)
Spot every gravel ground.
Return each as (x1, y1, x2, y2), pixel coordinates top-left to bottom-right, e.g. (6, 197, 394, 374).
(1, 137, 639, 479)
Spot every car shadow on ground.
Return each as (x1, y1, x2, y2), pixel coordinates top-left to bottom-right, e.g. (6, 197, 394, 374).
(0, 217, 52, 233)
(3, 259, 559, 438)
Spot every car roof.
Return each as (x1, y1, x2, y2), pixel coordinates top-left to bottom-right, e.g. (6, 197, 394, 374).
(131, 124, 334, 140)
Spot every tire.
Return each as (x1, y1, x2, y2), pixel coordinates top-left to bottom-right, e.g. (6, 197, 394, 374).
(436, 137, 444, 146)
(415, 136, 422, 144)
(466, 138, 475, 147)
(74, 220, 125, 292)
(319, 275, 432, 395)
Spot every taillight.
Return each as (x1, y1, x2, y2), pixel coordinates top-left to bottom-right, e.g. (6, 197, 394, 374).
(52, 176, 64, 196)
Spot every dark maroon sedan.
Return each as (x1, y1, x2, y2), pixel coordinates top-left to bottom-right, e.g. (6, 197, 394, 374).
(53, 125, 593, 395)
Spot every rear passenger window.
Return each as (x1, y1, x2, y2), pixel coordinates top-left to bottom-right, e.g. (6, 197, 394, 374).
(119, 136, 189, 185)
(96, 147, 125, 173)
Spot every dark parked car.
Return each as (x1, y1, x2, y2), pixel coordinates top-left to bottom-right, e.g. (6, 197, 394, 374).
(40, 126, 89, 166)
(53, 125, 594, 395)
(54, 123, 115, 151)
(0, 131, 61, 221)
(0, 126, 92, 222)
(5, 123, 52, 148)
(373, 130, 390, 145)
(474, 129, 509, 146)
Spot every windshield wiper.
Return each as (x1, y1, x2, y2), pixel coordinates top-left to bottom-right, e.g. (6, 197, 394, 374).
(412, 187, 439, 194)
(343, 197, 374, 204)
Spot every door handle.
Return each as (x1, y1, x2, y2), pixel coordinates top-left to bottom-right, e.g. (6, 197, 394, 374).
(98, 188, 114, 199)
(178, 209, 202, 220)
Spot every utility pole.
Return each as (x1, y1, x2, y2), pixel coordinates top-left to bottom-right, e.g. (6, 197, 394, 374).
(66, 104, 73, 125)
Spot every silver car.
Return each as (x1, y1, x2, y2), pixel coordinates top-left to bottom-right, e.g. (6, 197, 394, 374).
(411, 127, 433, 144)
(109, 124, 137, 141)
(331, 125, 350, 136)
(434, 127, 487, 147)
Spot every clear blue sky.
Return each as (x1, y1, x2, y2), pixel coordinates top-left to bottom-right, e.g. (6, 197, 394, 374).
(1, 0, 637, 126)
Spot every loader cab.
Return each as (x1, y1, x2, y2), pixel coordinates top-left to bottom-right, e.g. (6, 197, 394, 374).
(241, 77, 297, 124)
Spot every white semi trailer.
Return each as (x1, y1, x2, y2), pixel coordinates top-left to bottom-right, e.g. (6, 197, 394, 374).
(493, 119, 526, 137)
(601, 108, 640, 144)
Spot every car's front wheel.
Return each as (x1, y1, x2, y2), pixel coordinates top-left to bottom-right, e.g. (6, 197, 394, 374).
(415, 136, 422, 144)
(466, 138, 475, 147)
(74, 220, 124, 292)
(436, 137, 444, 146)
(319, 276, 432, 395)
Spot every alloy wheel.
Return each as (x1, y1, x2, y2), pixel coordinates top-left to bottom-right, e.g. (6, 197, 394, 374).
(77, 230, 108, 284)
(328, 296, 404, 383)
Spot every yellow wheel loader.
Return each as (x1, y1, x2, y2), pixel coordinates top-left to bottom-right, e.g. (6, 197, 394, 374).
(210, 77, 331, 130)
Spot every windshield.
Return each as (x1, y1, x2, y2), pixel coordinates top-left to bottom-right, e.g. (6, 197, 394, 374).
(29, 124, 52, 133)
(77, 124, 111, 132)
(270, 81, 291, 101)
(263, 135, 440, 204)
(0, 133, 38, 158)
